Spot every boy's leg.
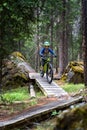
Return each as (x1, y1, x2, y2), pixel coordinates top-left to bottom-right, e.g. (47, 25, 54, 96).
(40, 59, 44, 69)
(40, 59, 44, 75)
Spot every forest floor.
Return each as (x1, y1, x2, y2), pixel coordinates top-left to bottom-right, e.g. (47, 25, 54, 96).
(0, 96, 59, 121)
(0, 80, 75, 122)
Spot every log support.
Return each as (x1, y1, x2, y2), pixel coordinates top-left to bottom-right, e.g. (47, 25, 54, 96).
(29, 83, 36, 98)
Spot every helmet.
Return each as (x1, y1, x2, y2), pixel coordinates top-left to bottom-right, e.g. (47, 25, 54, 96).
(44, 41, 50, 46)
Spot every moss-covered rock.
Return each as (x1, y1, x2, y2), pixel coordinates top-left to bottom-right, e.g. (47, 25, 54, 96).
(54, 104, 87, 130)
(11, 51, 26, 61)
(2, 51, 34, 89)
(61, 61, 84, 84)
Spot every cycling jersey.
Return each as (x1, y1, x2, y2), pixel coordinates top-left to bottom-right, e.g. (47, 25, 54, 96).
(39, 48, 55, 57)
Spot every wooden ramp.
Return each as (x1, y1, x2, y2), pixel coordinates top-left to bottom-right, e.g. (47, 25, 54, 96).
(29, 73, 70, 98)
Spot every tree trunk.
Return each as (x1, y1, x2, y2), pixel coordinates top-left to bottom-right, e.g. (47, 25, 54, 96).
(0, 13, 3, 91)
(50, 11, 54, 65)
(35, 6, 40, 72)
(82, 0, 87, 87)
(0, 57, 2, 91)
(18, 40, 22, 52)
(55, 23, 59, 73)
(58, 0, 68, 78)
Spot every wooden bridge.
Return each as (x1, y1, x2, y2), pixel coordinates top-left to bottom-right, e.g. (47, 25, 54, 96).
(16, 61, 70, 98)
(29, 72, 69, 98)
(0, 63, 83, 129)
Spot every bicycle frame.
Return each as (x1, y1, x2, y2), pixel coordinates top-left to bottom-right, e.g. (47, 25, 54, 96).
(43, 57, 50, 73)
(40, 57, 53, 84)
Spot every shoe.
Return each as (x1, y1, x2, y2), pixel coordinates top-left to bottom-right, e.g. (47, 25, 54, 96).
(40, 70, 44, 77)
(40, 65, 43, 70)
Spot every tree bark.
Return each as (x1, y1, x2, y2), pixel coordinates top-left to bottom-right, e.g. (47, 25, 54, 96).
(82, 0, 87, 87)
(50, 11, 54, 65)
(35, 5, 40, 72)
(58, 0, 68, 78)
(0, 13, 3, 91)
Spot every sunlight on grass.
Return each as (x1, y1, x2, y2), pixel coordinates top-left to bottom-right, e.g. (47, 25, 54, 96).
(3, 87, 29, 102)
(1, 86, 43, 103)
(62, 83, 85, 93)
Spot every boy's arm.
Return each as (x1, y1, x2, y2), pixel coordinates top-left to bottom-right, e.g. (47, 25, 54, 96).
(39, 48, 44, 56)
(49, 48, 56, 56)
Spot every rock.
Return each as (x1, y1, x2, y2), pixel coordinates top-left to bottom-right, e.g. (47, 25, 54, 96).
(54, 103, 87, 130)
(2, 51, 33, 90)
(61, 61, 84, 84)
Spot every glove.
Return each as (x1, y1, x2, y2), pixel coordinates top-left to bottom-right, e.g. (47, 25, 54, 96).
(54, 55, 57, 57)
(41, 54, 44, 57)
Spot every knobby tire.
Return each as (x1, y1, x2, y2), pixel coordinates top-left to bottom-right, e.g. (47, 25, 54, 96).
(46, 63, 53, 84)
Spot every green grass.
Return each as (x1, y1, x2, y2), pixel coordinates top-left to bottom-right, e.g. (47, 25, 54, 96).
(0, 86, 43, 103)
(0, 83, 85, 104)
(62, 83, 85, 93)
(1, 87, 29, 102)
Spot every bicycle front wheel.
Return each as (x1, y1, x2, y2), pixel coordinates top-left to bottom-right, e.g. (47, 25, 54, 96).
(46, 63, 53, 84)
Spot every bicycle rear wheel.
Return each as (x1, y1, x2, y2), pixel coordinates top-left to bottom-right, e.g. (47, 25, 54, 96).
(46, 63, 53, 84)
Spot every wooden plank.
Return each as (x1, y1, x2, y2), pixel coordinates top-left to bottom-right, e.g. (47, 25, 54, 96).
(29, 73, 40, 79)
(28, 71, 68, 97)
(35, 76, 69, 97)
(30, 84, 36, 98)
(0, 96, 83, 129)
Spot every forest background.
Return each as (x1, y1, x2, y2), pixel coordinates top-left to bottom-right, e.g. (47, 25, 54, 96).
(0, 0, 87, 88)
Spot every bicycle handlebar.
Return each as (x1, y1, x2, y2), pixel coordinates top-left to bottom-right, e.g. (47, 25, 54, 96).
(41, 55, 56, 59)
(41, 56, 48, 60)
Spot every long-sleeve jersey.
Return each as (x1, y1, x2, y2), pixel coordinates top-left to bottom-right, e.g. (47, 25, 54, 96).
(39, 47, 55, 57)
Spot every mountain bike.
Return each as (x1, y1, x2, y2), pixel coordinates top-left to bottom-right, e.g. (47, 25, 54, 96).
(40, 56, 53, 84)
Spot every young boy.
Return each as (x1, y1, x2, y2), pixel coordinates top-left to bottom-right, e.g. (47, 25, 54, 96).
(39, 41, 56, 73)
